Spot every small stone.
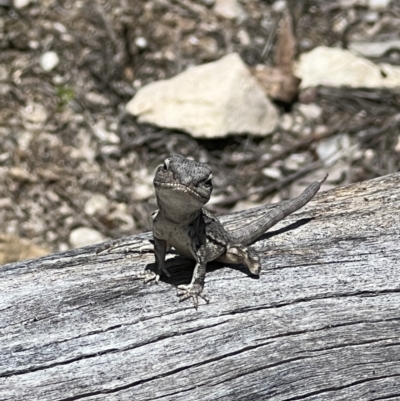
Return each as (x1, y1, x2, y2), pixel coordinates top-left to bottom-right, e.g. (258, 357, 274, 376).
(262, 167, 282, 180)
(367, 0, 390, 10)
(237, 29, 251, 46)
(272, 0, 287, 13)
(69, 227, 105, 248)
(92, 120, 120, 143)
(85, 92, 110, 106)
(13, 0, 30, 8)
(395, 136, 400, 153)
(279, 114, 294, 131)
(135, 37, 148, 49)
(84, 194, 109, 216)
(363, 11, 379, 22)
(213, 0, 247, 21)
(40, 51, 59, 72)
(298, 103, 322, 120)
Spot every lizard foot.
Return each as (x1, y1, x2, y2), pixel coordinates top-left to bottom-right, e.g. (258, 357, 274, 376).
(177, 284, 209, 310)
(134, 266, 171, 284)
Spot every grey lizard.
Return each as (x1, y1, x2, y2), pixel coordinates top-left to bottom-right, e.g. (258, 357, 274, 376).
(141, 154, 327, 309)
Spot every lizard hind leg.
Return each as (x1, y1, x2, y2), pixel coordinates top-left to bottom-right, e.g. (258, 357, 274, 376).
(217, 245, 261, 275)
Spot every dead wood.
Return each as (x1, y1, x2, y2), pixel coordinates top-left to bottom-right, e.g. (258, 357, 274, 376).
(1, 173, 400, 401)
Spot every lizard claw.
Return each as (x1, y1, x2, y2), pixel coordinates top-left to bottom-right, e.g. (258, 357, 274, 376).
(134, 266, 170, 284)
(134, 270, 161, 284)
(177, 284, 209, 309)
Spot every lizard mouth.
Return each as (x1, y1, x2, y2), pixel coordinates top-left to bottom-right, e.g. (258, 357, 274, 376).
(154, 180, 209, 202)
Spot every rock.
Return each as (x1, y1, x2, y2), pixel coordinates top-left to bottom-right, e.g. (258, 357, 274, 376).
(297, 103, 322, 120)
(13, 0, 30, 9)
(84, 194, 109, 216)
(40, 51, 59, 72)
(135, 37, 148, 49)
(367, 0, 391, 10)
(213, 0, 247, 21)
(262, 167, 282, 180)
(296, 46, 400, 89)
(126, 53, 278, 138)
(69, 227, 105, 248)
(349, 40, 400, 58)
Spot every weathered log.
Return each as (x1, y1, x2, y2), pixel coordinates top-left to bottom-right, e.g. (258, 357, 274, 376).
(1, 173, 400, 401)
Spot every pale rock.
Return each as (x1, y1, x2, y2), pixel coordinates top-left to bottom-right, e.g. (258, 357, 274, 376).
(296, 46, 400, 89)
(92, 120, 120, 143)
(135, 37, 148, 49)
(339, 0, 367, 7)
(237, 29, 251, 46)
(69, 227, 105, 248)
(84, 194, 109, 216)
(126, 53, 278, 138)
(363, 11, 379, 22)
(367, 0, 391, 10)
(395, 136, 400, 153)
(298, 103, 322, 120)
(53, 22, 67, 33)
(40, 51, 59, 72)
(85, 92, 110, 106)
(213, 0, 247, 21)
(349, 40, 400, 58)
(262, 167, 282, 180)
(13, 0, 30, 8)
(279, 113, 294, 131)
(272, 0, 287, 13)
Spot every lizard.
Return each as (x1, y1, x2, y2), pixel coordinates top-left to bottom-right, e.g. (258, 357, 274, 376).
(140, 154, 327, 309)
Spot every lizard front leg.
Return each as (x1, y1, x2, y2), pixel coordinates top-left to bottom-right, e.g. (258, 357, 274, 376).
(142, 237, 170, 283)
(177, 243, 209, 309)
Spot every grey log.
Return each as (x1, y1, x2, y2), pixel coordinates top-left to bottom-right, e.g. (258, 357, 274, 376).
(1, 173, 400, 401)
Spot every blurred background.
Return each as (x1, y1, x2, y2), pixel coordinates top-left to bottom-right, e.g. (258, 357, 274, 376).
(0, 0, 399, 264)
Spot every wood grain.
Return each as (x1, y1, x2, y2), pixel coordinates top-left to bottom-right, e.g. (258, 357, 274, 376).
(1, 173, 400, 401)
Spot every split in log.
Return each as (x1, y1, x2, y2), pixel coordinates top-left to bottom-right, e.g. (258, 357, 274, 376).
(1, 173, 400, 401)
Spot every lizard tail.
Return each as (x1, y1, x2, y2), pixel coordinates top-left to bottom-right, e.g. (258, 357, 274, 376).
(229, 174, 328, 246)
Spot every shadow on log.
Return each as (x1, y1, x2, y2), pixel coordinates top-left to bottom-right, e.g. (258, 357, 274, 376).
(1, 173, 400, 401)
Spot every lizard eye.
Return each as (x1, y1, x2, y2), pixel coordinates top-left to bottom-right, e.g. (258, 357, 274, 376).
(204, 174, 213, 188)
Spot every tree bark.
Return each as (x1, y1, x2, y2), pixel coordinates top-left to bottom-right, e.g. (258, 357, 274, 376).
(1, 173, 400, 401)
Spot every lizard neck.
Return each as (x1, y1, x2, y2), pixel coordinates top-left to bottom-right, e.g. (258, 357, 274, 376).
(156, 194, 203, 225)
(158, 207, 202, 225)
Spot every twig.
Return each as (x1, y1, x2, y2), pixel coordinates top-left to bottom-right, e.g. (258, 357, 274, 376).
(212, 161, 324, 207)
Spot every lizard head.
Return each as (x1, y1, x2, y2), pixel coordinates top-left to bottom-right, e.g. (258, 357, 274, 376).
(154, 154, 213, 212)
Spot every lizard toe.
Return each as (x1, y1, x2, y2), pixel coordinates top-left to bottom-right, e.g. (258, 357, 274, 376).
(177, 284, 209, 309)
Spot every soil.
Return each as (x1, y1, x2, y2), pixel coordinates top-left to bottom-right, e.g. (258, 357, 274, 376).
(0, 0, 399, 258)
